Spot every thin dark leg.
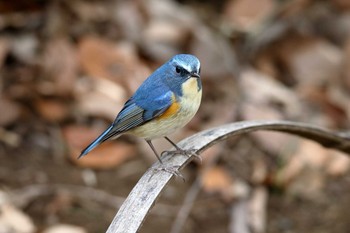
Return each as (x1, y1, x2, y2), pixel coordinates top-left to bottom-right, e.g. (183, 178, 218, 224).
(147, 139, 184, 180)
(146, 140, 163, 164)
(164, 136, 201, 163)
(164, 136, 182, 151)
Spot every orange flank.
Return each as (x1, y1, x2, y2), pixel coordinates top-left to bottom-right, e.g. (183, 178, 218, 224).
(158, 95, 180, 120)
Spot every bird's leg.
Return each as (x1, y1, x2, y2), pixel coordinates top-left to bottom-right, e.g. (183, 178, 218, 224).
(146, 140, 185, 180)
(146, 140, 163, 164)
(163, 136, 201, 162)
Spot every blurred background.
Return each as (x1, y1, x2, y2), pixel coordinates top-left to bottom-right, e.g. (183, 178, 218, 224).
(1, 0, 350, 232)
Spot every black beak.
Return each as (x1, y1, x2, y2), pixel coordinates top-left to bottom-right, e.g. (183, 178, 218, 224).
(191, 72, 200, 78)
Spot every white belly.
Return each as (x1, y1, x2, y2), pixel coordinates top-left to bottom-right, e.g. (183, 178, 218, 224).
(129, 78, 202, 140)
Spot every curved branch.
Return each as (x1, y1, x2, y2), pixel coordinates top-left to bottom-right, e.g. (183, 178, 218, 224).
(106, 120, 350, 233)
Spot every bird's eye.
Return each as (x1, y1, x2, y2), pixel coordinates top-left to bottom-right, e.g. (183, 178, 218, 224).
(198, 67, 201, 74)
(175, 66, 181, 74)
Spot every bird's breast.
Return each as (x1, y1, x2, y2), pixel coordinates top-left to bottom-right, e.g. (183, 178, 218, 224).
(179, 77, 202, 116)
(128, 77, 202, 140)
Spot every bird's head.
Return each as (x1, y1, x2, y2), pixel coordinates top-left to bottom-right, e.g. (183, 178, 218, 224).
(168, 54, 201, 80)
(162, 54, 201, 96)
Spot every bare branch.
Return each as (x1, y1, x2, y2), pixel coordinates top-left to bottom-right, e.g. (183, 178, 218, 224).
(106, 120, 350, 233)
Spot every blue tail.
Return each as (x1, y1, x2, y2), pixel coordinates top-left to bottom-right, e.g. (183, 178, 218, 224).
(78, 125, 114, 159)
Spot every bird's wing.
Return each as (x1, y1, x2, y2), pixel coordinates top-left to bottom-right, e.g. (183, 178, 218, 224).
(99, 90, 174, 141)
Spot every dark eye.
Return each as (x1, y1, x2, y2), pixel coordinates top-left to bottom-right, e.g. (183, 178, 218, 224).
(175, 66, 181, 74)
(198, 67, 201, 74)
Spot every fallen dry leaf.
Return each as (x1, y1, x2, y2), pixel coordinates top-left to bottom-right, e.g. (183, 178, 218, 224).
(297, 85, 347, 128)
(240, 68, 302, 154)
(0, 37, 10, 69)
(43, 224, 86, 233)
(326, 150, 350, 176)
(199, 144, 225, 165)
(76, 80, 126, 121)
(141, 19, 190, 61)
(113, 1, 144, 42)
(10, 34, 38, 64)
(0, 204, 36, 233)
(41, 38, 79, 96)
(281, 37, 343, 87)
(286, 167, 325, 201)
(248, 187, 267, 233)
(200, 165, 235, 201)
(140, 0, 196, 61)
(251, 158, 268, 184)
(276, 140, 330, 186)
(0, 97, 21, 126)
(295, 140, 330, 169)
(332, 0, 350, 10)
(35, 99, 69, 122)
(240, 68, 302, 119)
(224, 0, 275, 32)
(78, 36, 150, 94)
(190, 26, 238, 79)
(341, 38, 350, 91)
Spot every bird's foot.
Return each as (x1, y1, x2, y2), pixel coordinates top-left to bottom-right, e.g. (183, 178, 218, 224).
(162, 148, 202, 163)
(152, 165, 185, 182)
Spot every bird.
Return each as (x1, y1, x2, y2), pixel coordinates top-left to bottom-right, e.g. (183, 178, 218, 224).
(79, 54, 202, 165)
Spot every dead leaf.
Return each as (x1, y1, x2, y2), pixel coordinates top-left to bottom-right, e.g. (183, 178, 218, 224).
(326, 150, 350, 176)
(74, 73, 128, 120)
(78, 36, 150, 93)
(113, 1, 144, 42)
(139, 0, 196, 61)
(0, 37, 10, 69)
(276, 140, 330, 186)
(43, 224, 86, 233)
(0, 97, 21, 126)
(332, 0, 350, 10)
(10, 34, 38, 64)
(190, 26, 238, 78)
(76, 80, 126, 121)
(35, 99, 69, 122)
(251, 158, 268, 184)
(281, 37, 342, 87)
(297, 85, 347, 128)
(286, 167, 325, 201)
(199, 144, 225, 165)
(141, 20, 189, 60)
(200, 166, 234, 201)
(0, 204, 36, 233)
(41, 38, 79, 96)
(248, 187, 267, 233)
(240, 69, 302, 154)
(240, 68, 302, 119)
(341, 38, 350, 91)
(224, 0, 275, 32)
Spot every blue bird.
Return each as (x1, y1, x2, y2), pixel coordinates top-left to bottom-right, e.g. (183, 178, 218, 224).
(79, 54, 202, 164)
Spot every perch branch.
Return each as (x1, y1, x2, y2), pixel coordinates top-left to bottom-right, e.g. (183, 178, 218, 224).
(106, 120, 350, 233)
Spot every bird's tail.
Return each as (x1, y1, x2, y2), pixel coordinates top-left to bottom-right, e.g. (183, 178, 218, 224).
(78, 124, 119, 159)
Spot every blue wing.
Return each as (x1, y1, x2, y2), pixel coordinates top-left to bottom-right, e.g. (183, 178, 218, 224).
(79, 88, 173, 158)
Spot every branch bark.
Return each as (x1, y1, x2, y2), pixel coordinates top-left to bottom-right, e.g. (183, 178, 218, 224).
(106, 120, 350, 233)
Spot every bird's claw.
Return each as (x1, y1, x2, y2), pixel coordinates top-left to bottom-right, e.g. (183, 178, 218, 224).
(161, 148, 202, 163)
(152, 165, 185, 182)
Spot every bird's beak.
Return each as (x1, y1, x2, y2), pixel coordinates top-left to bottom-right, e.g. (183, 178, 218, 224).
(190, 72, 200, 79)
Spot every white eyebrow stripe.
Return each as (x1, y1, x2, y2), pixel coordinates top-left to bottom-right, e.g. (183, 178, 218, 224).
(178, 62, 200, 73)
(181, 63, 192, 72)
